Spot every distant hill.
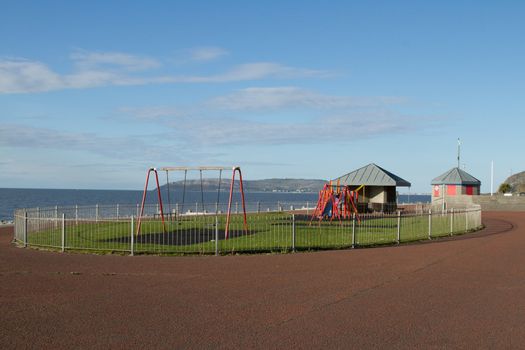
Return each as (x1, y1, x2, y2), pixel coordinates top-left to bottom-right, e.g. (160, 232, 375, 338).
(503, 171, 525, 193)
(158, 178, 327, 193)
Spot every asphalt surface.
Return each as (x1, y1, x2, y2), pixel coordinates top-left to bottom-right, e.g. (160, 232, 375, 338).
(1, 211, 524, 349)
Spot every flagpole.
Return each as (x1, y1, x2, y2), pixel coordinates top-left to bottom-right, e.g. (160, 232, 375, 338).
(457, 138, 461, 168)
(491, 161, 494, 196)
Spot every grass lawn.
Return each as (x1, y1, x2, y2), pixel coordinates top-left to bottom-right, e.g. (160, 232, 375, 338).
(23, 211, 479, 255)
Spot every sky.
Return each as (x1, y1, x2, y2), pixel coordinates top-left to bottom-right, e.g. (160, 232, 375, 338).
(1, 1, 524, 193)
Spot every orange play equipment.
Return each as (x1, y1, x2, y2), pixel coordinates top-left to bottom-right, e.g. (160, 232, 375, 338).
(310, 182, 361, 223)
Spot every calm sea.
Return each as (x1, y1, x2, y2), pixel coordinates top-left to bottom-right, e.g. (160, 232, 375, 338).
(0, 188, 430, 221)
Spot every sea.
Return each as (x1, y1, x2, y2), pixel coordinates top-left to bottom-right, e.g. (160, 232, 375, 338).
(0, 188, 431, 221)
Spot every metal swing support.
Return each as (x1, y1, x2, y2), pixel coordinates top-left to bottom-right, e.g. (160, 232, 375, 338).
(136, 166, 248, 239)
(136, 167, 166, 236)
(225, 166, 248, 239)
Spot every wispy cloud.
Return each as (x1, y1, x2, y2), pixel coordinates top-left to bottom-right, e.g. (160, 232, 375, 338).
(193, 63, 329, 82)
(0, 123, 158, 160)
(0, 123, 224, 164)
(146, 63, 329, 84)
(166, 112, 412, 147)
(70, 50, 161, 71)
(0, 51, 330, 94)
(208, 87, 406, 110)
(118, 87, 417, 147)
(0, 59, 63, 93)
(187, 47, 228, 62)
(117, 106, 185, 120)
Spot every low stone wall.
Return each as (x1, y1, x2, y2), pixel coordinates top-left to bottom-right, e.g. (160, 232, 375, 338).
(473, 195, 525, 211)
(431, 195, 475, 210)
(430, 194, 525, 212)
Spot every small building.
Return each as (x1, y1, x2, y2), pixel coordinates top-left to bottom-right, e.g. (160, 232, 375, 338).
(431, 167, 481, 207)
(332, 163, 411, 212)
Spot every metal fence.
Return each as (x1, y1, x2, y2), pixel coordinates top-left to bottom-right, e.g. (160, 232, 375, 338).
(13, 204, 482, 255)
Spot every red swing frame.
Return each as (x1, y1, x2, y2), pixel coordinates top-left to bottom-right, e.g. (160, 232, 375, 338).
(136, 166, 248, 239)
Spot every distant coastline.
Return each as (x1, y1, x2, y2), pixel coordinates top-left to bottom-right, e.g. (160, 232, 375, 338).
(158, 178, 328, 193)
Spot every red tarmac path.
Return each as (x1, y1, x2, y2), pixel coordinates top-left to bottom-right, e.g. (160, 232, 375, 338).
(1, 211, 524, 349)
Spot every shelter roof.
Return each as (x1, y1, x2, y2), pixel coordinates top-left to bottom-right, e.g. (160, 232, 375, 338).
(332, 163, 411, 187)
(431, 167, 481, 185)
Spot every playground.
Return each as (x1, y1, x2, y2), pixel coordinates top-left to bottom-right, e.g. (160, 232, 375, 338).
(12, 165, 483, 255)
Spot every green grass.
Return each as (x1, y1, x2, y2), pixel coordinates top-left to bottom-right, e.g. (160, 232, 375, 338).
(23, 211, 481, 255)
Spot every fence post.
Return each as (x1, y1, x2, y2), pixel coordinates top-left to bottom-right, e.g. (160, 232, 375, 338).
(55, 205, 58, 228)
(116, 204, 120, 220)
(235, 202, 239, 214)
(450, 208, 454, 235)
(75, 205, 78, 225)
(61, 213, 66, 252)
(292, 214, 296, 252)
(397, 211, 401, 244)
(130, 216, 134, 256)
(36, 207, 40, 232)
(352, 213, 356, 248)
(257, 201, 261, 214)
(23, 211, 28, 247)
(136, 203, 139, 218)
(96, 204, 99, 222)
(465, 209, 469, 231)
(215, 215, 219, 256)
(428, 209, 432, 240)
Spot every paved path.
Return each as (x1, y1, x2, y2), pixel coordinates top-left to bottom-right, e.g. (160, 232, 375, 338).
(0, 211, 523, 349)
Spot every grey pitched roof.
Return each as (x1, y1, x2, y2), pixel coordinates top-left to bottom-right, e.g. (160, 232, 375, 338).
(332, 163, 411, 187)
(431, 167, 481, 185)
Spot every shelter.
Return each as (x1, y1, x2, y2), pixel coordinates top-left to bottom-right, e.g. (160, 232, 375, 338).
(332, 163, 411, 212)
(431, 167, 481, 204)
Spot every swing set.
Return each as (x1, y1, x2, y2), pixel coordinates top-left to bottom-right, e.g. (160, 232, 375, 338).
(310, 181, 362, 224)
(136, 166, 248, 239)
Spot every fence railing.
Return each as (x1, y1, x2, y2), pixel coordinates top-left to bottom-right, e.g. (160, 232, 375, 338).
(13, 204, 482, 255)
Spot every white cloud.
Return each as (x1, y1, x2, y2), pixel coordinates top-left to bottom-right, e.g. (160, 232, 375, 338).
(118, 87, 415, 147)
(200, 63, 329, 82)
(149, 63, 329, 84)
(168, 112, 411, 147)
(0, 123, 224, 164)
(208, 87, 406, 110)
(188, 47, 228, 62)
(118, 106, 184, 120)
(0, 123, 151, 159)
(0, 59, 63, 93)
(0, 53, 330, 93)
(70, 50, 161, 71)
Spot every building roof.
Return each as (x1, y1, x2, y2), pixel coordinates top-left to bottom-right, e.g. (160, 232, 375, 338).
(431, 167, 481, 186)
(332, 163, 411, 187)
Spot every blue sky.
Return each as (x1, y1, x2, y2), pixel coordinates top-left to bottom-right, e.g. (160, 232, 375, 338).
(1, 1, 524, 192)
